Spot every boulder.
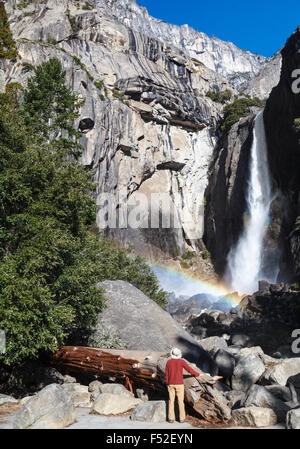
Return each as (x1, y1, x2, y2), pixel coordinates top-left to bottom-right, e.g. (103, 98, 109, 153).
(265, 385, 292, 402)
(63, 375, 76, 384)
(224, 390, 246, 409)
(93, 280, 216, 373)
(62, 384, 91, 407)
(261, 358, 300, 386)
(286, 408, 300, 429)
(244, 385, 290, 422)
(258, 281, 271, 295)
(136, 389, 149, 402)
(99, 383, 132, 397)
(130, 401, 167, 423)
(92, 393, 142, 415)
(232, 407, 277, 427)
(231, 350, 265, 392)
(88, 380, 102, 393)
(0, 394, 18, 406)
(198, 336, 228, 355)
(214, 349, 235, 379)
(13, 384, 76, 429)
(230, 333, 252, 347)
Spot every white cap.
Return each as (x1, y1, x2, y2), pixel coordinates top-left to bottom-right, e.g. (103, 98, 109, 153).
(171, 347, 182, 359)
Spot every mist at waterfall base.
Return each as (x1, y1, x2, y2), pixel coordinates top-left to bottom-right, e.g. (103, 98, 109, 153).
(151, 264, 238, 312)
(226, 111, 279, 295)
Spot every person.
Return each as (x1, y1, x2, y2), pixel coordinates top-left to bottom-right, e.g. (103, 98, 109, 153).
(165, 347, 201, 423)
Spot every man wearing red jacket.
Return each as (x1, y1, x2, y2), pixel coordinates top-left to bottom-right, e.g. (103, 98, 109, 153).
(165, 347, 200, 423)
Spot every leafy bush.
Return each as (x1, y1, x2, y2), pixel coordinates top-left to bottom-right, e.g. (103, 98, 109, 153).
(182, 251, 196, 260)
(206, 89, 232, 104)
(221, 96, 262, 133)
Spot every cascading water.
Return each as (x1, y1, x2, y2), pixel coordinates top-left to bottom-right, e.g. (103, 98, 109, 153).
(226, 110, 277, 295)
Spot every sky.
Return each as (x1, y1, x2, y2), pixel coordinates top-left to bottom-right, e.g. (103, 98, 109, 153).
(136, 0, 299, 57)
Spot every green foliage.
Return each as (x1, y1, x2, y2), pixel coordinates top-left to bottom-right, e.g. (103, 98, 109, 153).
(22, 58, 84, 157)
(16, 1, 29, 9)
(95, 79, 104, 90)
(72, 55, 94, 82)
(182, 251, 196, 260)
(0, 3, 18, 59)
(0, 63, 167, 366)
(202, 250, 210, 260)
(68, 15, 80, 33)
(180, 261, 190, 270)
(221, 96, 262, 133)
(82, 1, 94, 10)
(206, 89, 232, 104)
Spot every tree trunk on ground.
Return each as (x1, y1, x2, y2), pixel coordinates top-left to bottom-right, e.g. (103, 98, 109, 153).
(49, 346, 231, 423)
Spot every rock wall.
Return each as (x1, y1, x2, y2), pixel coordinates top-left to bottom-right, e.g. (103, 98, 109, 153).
(203, 114, 255, 275)
(264, 27, 300, 281)
(1, 0, 283, 264)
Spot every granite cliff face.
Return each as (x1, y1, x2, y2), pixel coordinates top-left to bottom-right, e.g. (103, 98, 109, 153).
(264, 27, 300, 282)
(0, 0, 282, 269)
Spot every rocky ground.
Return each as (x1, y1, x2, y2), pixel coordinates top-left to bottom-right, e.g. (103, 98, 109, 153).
(1, 280, 300, 430)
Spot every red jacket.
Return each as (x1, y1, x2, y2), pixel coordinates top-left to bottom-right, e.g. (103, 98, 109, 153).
(165, 358, 200, 385)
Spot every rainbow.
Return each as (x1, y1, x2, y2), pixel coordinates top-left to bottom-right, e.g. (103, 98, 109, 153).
(150, 263, 242, 308)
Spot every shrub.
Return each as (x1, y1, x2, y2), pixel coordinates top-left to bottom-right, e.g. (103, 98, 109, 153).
(182, 251, 196, 260)
(206, 89, 232, 104)
(221, 96, 262, 133)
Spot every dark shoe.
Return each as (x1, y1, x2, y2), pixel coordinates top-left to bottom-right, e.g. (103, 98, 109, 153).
(168, 420, 175, 423)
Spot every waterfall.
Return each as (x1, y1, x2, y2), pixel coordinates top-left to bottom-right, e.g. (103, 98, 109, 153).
(226, 110, 277, 295)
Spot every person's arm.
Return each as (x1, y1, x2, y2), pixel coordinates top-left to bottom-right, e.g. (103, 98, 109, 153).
(182, 360, 200, 377)
(165, 362, 169, 385)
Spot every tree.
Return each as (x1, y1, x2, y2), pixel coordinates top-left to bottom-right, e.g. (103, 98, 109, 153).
(22, 58, 83, 156)
(0, 76, 166, 366)
(0, 2, 18, 60)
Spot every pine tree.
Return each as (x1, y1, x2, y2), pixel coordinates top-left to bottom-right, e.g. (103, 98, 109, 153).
(22, 57, 83, 156)
(0, 2, 18, 59)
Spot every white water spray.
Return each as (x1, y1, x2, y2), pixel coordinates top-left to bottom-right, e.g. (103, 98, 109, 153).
(226, 110, 276, 295)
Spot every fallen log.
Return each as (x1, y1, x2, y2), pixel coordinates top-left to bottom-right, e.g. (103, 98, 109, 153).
(50, 346, 231, 423)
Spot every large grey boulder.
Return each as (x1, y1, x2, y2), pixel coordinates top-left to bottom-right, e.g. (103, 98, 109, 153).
(93, 280, 216, 373)
(265, 384, 293, 402)
(88, 380, 102, 393)
(62, 384, 91, 408)
(214, 349, 235, 379)
(92, 393, 142, 415)
(13, 384, 76, 429)
(198, 336, 228, 356)
(232, 407, 277, 427)
(286, 408, 300, 429)
(224, 390, 246, 409)
(261, 358, 300, 386)
(0, 394, 18, 406)
(231, 349, 265, 392)
(244, 385, 290, 422)
(99, 383, 132, 397)
(130, 401, 167, 423)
